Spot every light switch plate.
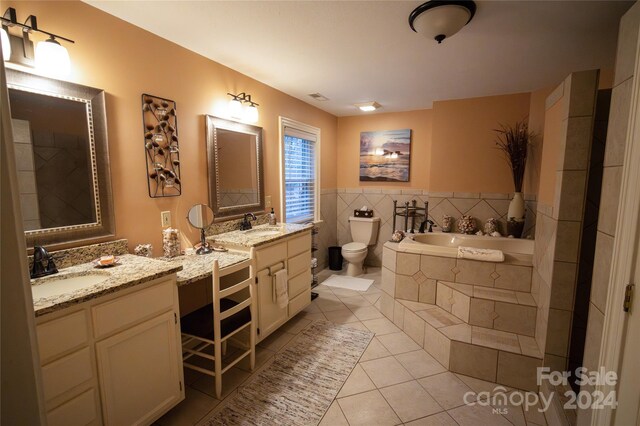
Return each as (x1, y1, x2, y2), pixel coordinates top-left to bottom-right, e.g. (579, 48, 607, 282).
(161, 211, 171, 227)
(265, 195, 272, 208)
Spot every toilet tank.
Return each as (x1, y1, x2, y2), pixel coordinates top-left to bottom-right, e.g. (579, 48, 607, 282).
(349, 217, 381, 245)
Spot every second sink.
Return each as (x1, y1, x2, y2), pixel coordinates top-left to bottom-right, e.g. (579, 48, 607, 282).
(32, 273, 110, 300)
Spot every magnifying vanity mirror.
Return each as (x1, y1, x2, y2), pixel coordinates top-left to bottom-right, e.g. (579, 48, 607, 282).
(205, 115, 264, 220)
(6, 68, 114, 248)
(187, 204, 215, 254)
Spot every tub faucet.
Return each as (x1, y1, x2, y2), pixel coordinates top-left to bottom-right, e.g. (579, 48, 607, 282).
(419, 219, 435, 233)
(31, 245, 58, 279)
(240, 213, 257, 230)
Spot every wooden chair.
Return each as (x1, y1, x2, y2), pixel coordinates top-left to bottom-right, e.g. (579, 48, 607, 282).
(180, 250, 255, 398)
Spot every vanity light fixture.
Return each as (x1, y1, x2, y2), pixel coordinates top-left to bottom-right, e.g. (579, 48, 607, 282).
(227, 92, 260, 123)
(1, 7, 74, 76)
(356, 101, 381, 112)
(409, 0, 476, 44)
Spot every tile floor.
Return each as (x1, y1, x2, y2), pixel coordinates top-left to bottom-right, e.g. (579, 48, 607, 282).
(156, 267, 548, 426)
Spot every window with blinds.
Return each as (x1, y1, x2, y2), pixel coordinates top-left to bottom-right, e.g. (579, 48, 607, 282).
(283, 127, 317, 223)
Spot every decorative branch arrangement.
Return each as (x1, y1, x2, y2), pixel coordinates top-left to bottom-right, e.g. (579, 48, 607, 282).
(494, 120, 533, 193)
(142, 94, 181, 197)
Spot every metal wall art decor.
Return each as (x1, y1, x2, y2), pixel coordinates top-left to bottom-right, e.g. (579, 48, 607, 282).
(359, 129, 411, 182)
(142, 94, 181, 197)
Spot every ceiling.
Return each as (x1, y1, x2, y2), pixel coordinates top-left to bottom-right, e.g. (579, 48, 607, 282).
(86, 1, 632, 117)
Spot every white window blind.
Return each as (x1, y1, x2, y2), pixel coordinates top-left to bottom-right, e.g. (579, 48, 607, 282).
(284, 127, 316, 224)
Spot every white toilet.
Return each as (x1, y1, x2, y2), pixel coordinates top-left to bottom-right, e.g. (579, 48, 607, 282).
(342, 216, 381, 276)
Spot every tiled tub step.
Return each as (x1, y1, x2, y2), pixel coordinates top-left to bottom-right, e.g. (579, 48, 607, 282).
(382, 297, 542, 391)
(435, 281, 537, 336)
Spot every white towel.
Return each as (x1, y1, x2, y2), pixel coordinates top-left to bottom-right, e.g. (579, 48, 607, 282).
(274, 269, 289, 309)
(457, 246, 505, 263)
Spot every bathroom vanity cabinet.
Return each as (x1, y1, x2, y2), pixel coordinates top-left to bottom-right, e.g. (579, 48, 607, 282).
(35, 275, 184, 426)
(251, 232, 312, 342)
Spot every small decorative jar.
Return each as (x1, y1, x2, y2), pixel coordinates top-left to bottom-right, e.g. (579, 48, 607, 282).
(457, 215, 476, 234)
(391, 230, 405, 242)
(162, 228, 181, 258)
(442, 215, 453, 233)
(484, 218, 500, 235)
(134, 243, 153, 258)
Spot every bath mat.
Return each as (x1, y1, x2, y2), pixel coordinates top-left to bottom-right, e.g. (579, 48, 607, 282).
(321, 274, 374, 292)
(203, 320, 373, 426)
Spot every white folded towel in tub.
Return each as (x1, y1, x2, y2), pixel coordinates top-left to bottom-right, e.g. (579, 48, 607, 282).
(457, 246, 504, 262)
(274, 269, 289, 309)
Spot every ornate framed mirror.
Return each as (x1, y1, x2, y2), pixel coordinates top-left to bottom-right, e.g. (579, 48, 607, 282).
(6, 68, 114, 248)
(205, 115, 264, 221)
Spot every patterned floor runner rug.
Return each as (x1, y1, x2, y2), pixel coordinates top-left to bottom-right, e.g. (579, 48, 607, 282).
(204, 320, 374, 426)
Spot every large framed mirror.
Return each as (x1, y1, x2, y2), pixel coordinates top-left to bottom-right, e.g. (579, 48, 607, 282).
(6, 68, 114, 248)
(205, 115, 264, 220)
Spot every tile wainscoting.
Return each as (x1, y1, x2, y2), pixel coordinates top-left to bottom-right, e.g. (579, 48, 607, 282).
(337, 189, 537, 267)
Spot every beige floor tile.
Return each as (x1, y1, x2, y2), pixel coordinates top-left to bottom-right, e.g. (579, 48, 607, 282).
(157, 387, 219, 426)
(337, 364, 376, 398)
(340, 295, 372, 308)
(352, 305, 385, 321)
(319, 400, 349, 426)
(404, 411, 458, 426)
(491, 394, 526, 426)
(257, 330, 297, 352)
(447, 403, 513, 426)
(418, 372, 474, 410)
(316, 296, 349, 312)
(303, 302, 322, 313)
(300, 311, 328, 321)
(455, 374, 512, 396)
(362, 317, 401, 335)
(416, 307, 463, 328)
(362, 292, 382, 304)
(237, 346, 275, 372)
(360, 356, 413, 388)
(324, 307, 361, 324)
(379, 380, 443, 422)
(183, 366, 204, 386)
(378, 332, 422, 355)
(395, 350, 446, 379)
(360, 337, 392, 361)
(337, 390, 401, 426)
(341, 321, 370, 332)
(278, 315, 312, 334)
(190, 366, 250, 400)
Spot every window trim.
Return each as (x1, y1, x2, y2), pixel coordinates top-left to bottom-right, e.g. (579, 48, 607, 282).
(278, 117, 321, 224)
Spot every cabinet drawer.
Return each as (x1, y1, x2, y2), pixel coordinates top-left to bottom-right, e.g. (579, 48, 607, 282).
(255, 242, 287, 271)
(287, 233, 311, 257)
(37, 310, 89, 363)
(289, 289, 311, 317)
(47, 388, 99, 426)
(92, 279, 175, 339)
(42, 347, 93, 402)
(288, 269, 311, 299)
(288, 250, 311, 278)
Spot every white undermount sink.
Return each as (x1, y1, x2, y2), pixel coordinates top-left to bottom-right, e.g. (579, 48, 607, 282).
(32, 273, 110, 300)
(243, 228, 282, 237)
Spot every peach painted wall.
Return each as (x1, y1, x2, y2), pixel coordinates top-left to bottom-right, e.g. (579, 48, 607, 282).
(538, 89, 565, 207)
(526, 86, 555, 196)
(5, 1, 337, 252)
(429, 93, 532, 193)
(336, 109, 432, 189)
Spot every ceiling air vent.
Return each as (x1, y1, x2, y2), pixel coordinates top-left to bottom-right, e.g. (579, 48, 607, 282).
(308, 93, 329, 101)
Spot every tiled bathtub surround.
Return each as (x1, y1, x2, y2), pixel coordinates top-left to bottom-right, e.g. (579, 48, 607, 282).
(27, 239, 129, 270)
(380, 242, 542, 391)
(337, 188, 536, 267)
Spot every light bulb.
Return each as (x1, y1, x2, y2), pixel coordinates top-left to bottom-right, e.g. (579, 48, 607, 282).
(244, 104, 259, 123)
(1, 27, 10, 61)
(35, 37, 70, 77)
(228, 98, 243, 119)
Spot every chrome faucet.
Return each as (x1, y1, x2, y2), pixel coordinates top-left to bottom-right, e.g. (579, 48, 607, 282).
(31, 245, 58, 279)
(239, 213, 257, 230)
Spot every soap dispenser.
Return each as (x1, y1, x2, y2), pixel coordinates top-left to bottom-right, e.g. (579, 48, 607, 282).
(269, 208, 277, 225)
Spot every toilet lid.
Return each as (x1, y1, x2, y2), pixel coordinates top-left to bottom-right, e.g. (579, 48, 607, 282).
(343, 242, 367, 252)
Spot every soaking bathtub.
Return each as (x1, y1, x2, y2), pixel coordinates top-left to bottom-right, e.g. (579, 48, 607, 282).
(398, 231, 534, 264)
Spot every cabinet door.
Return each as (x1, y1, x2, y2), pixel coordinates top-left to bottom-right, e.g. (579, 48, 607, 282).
(256, 268, 288, 341)
(96, 311, 183, 426)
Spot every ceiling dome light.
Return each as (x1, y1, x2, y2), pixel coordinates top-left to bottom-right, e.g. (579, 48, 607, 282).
(355, 101, 381, 112)
(35, 36, 70, 77)
(1, 27, 10, 61)
(409, 0, 476, 44)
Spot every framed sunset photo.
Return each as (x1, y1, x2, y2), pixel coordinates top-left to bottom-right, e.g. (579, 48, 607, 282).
(359, 129, 411, 182)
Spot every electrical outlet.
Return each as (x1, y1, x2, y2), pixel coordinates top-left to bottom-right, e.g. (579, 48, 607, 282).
(161, 211, 171, 228)
(265, 195, 272, 208)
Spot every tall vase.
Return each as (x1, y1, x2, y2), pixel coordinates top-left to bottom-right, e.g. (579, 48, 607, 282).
(507, 192, 525, 238)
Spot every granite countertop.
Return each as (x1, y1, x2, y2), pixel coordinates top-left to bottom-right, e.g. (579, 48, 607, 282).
(31, 254, 182, 317)
(209, 223, 313, 248)
(159, 250, 251, 286)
